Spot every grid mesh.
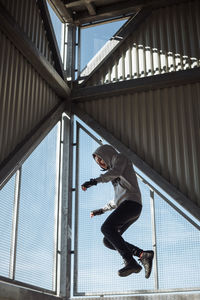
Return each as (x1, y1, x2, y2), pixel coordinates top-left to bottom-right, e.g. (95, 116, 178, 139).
(75, 128, 154, 294)
(0, 175, 15, 277)
(74, 124, 200, 296)
(155, 193, 200, 289)
(14, 124, 59, 290)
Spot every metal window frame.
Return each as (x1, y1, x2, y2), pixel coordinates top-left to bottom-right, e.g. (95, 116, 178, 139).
(72, 119, 200, 297)
(0, 121, 63, 296)
(9, 168, 22, 280)
(53, 121, 62, 293)
(73, 122, 103, 297)
(59, 113, 74, 299)
(62, 23, 76, 82)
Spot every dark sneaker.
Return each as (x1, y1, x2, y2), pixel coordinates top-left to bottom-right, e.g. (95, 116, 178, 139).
(139, 250, 154, 279)
(118, 258, 142, 277)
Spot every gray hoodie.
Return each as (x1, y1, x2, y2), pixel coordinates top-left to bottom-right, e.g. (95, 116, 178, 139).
(93, 144, 142, 211)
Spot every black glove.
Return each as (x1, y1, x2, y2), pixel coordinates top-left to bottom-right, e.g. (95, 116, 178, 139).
(91, 209, 104, 216)
(81, 178, 97, 189)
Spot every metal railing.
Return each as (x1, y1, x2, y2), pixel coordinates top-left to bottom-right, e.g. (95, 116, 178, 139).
(79, 43, 200, 86)
(102, 47, 200, 84)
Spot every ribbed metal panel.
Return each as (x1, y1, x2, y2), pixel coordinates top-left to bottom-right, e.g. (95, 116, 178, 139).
(77, 82, 200, 207)
(0, 29, 61, 166)
(0, 0, 54, 65)
(84, 0, 200, 86)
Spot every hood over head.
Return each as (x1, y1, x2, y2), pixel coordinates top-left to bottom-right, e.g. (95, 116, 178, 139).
(93, 144, 118, 168)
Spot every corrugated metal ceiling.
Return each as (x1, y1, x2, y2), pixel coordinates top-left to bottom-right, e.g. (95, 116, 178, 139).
(47, 0, 189, 25)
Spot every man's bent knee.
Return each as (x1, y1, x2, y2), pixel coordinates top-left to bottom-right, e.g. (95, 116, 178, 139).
(101, 219, 119, 236)
(101, 222, 108, 235)
(103, 237, 115, 250)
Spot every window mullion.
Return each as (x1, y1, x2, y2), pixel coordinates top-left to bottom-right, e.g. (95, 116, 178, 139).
(9, 168, 22, 280)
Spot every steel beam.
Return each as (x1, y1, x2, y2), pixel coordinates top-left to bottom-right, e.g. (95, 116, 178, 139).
(48, 0, 73, 22)
(84, 1, 96, 16)
(59, 114, 74, 299)
(64, 23, 76, 82)
(72, 67, 200, 102)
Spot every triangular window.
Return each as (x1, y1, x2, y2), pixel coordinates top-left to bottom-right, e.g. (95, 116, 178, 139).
(80, 19, 126, 71)
(46, 1, 63, 53)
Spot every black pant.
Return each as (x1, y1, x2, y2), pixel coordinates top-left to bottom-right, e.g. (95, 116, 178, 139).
(101, 200, 143, 262)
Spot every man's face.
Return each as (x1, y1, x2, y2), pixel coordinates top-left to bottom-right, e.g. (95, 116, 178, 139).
(94, 155, 107, 169)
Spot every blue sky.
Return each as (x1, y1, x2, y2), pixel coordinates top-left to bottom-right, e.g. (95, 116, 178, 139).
(80, 20, 126, 70)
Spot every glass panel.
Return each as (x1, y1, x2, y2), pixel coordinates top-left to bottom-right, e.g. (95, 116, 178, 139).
(15, 124, 59, 290)
(155, 193, 200, 289)
(46, 1, 62, 52)
(0, 175, 15, 277)
(80, 20, 126, 71)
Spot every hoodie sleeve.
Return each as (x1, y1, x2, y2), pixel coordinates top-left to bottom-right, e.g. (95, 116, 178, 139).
(102, 200, 116, 212)
(95, 154, 127, 183)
